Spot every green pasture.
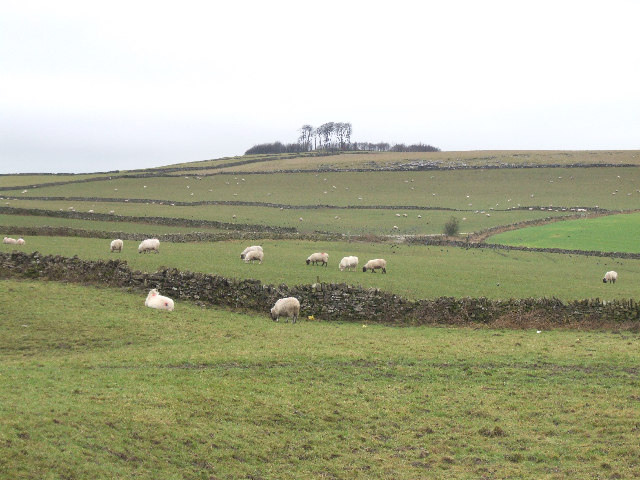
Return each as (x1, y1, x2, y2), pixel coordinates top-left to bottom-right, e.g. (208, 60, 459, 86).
(0, 214, 227, 235)
(7, 168, 640, 213)
(0, 201, 573, 236)
(487, 212, 640, 253)
(1, 279, 639, 479)
(3, 236, 638, 301)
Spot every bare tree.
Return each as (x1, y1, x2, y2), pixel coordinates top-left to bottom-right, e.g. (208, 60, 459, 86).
(344, 122, 352, 148)
(318, 122, 335, 149)
(298, 124, 314, 151)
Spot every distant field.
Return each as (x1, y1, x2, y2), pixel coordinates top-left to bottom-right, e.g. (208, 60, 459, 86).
(159, 152, 306, 170)
(0, 200, 573, 236)
(0, 172, 121, 188)
(487, 212, 640, 253)
(0, 214, 227, 235)
(167, 150, 640, 174)
(6, 168, 640, 212)
(3, 236, 637, 301)
(2, 279, 639, 479)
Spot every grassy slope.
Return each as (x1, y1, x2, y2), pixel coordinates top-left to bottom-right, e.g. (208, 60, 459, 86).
(1, 279, 638, 479)
(2, 236, 638, 301)
(6, 165, 640, 235)
(0, 173, 121, 188)
(0, 214, 227, 235)
(0, 199, 571, 236)
(487, 211, 640, 253)
(167, 150, 640, 173)
(8, 168, 640, 211)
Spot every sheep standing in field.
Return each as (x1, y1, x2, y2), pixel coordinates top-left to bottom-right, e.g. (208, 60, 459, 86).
(339, 256, 359, 272)
(110, 239, 123, 253)
(306, 252, 329, 266)
(603, 271, 618, 284)
(244, 248, 264, 264)
(240, 245, 263, 260)
(270, 297, 300, 323)
(138, 238, 160, 254)
(3, 237, 18, 245)
(362, 258, 387, 273)
(145, 289, 174, 311)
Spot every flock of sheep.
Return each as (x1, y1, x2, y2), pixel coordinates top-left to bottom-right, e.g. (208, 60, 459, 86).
(2, 235, 621, 320)
(105, 240, 390, 319)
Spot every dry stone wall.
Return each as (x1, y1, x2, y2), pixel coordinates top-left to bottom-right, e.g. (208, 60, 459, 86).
(0, 206, 296, 234)
(2, 251, 639, 327)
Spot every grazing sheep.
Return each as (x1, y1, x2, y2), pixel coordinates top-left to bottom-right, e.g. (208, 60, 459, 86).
(244, 248, 264, 264)
(138, 238, 160, 254)
(339, 256, 359, 272)
(16, 237, 25, 245)
(110, 239, 123, 253)
(144, 289, 174, 311)
(362, 258, 387, 273)
(270, 297, 300, 323)
(3, 237, 18, 245)
(306, 252, 329, 266)
(240, 245, 263, 260)
(603, 271, 618, 284)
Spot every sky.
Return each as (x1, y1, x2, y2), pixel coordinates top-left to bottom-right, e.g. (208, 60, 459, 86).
(1, 0, 639, 174)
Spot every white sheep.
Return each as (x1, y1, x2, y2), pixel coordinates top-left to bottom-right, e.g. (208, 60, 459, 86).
(240, 245, 263, 260)
(270, 297, 300, 323)
(339, 256, 359, 272)
(138, 238, 160, 254)
(110, 239, 123, 253)
(244, 249, 264, 264)
(363, 258, 387, 274)
(306, 252, 328, 266)
(3, 237, 18, 245)
(603, 271, 618, 284)
(16, 237, 25, 245)
(145, 289, 174, 311)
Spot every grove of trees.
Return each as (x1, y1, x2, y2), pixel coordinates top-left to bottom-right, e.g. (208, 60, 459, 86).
(244, 123, 440, 155)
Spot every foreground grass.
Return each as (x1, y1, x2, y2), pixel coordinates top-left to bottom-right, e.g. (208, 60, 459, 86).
(1, 279, 639, 479)
(487, 211, 640, 253)
(2, 236, 640, 301)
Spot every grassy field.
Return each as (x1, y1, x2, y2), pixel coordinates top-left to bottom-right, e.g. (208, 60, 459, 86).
(0, 214, 228, 235)
(487, 212, 640, 253)
(1, 199, 574, 236)
(167, 150, 640, 174)
(3, 236, 638, 301)
(7, 168, 640, 211)
(4, 150, 640, 241)
(1, 279, 639, 479)
(0, 172, 129, 188)
(3, 152, 640, 479)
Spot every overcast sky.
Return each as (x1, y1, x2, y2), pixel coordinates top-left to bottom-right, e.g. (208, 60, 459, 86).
(1, 1, 639, 174)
